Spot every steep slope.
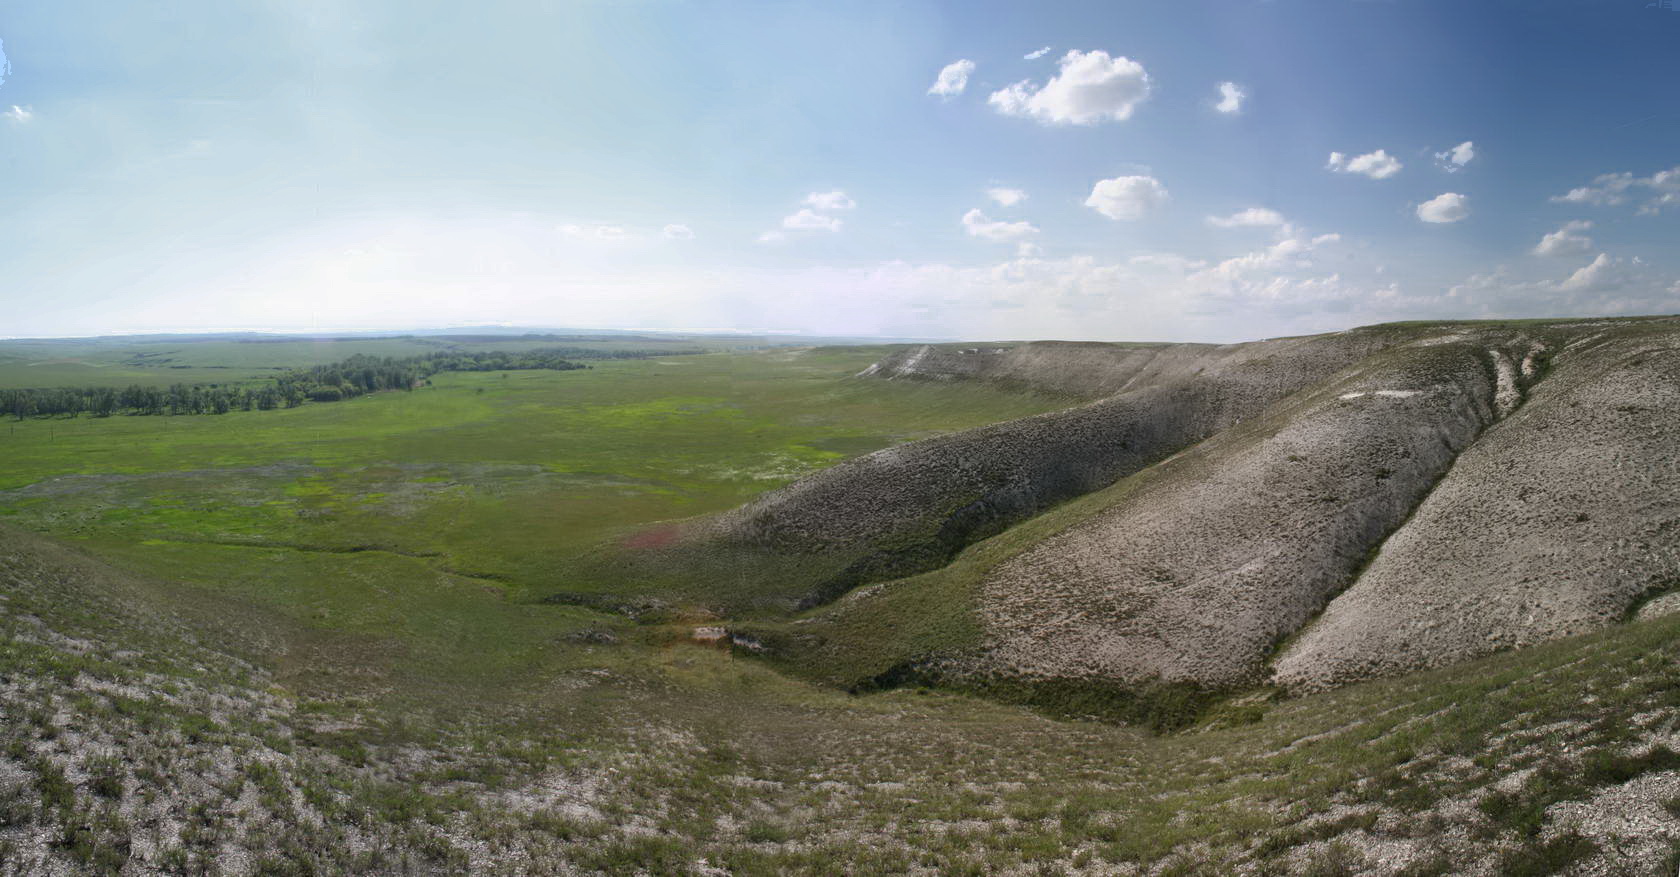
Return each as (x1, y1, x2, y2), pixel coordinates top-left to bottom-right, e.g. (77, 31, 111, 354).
(967, 332, 1542, 689)
(1274, 324, 1680, 691)
(596, 328, 1397, 611)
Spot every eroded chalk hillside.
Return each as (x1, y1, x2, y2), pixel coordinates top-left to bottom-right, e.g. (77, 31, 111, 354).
(590, 328, 1398, 611)
(1274, 323, 1680, 692)
(687, 317, 1680, 709)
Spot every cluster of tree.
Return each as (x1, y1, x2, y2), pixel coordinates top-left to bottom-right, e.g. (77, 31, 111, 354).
(2, 348, 602, 420)
(0, 384, 281, 419)
(273, 350, 591, 403)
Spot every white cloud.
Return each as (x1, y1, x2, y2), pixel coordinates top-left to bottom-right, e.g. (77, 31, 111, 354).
(1198, 233, 1341, 285)
(558, 223, 630, 240)
(1434, 141, 1474, 172)
(3, 105, 32, 124)
(1551, 166, 1680, 214)
(662, 224, 694, 240)
(763, 190, 853, 239)
(987, 187, 1027, 207)
(1024, 46, 1052, 61)
(1552, 179, 1629, 206)
(1416, 192, 1469, 223)
(1439, 256, 1678, 318)
(842, 228, 1361, 339)
(928, 59, 976, 97)
(1556, 253, 1632, 292)
(1531, 220, 1593, 257)
(961, 208, 1038, 242)
(989, 50, 1152, 125)
(1206, 207, 1286, 229)
(803, 190, 856, 211)
(1085, 175, 1167, 221)
(782, 209, 842, 232)
(1326, 149, 1403, 180)
(1214, 81, 1245, 114)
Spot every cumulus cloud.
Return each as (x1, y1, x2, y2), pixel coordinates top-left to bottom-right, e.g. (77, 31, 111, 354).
(1416, 192, 1469, 223)
(1434, 258, 1679, 320)
(928, 59, 976, 97)
(558, 223, 629, 240)
(662, 224, 694, 240)
(3, 104, 32, 124)
(987, 187, 1027, 207)
(989, 50, 1152, 125)
(1434, 141, 1474, 172)
(961, 208, 1038, 242)
(763, 190, 854, 238)
(1085, 175, 1167, 221)
(1326, 149, 1403, 180)
(1197, 233, 1341, 286)
(850, 228, 1359, 337)
(1552, 166, 1680, 214)
(1556, 253, 1634, 292)
(803, 190, 856, 211)
(1531, 220, 1593, 257)
(1206, 207, 1286, 229)
(1214, 81, 1245, 114)
(1552, 177, 1630, 207)
(782, 209, 842, 232)
(1024, 46, 1052, 61)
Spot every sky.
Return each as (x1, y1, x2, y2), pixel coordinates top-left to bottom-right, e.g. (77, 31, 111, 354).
(1, 0, 1677, 342)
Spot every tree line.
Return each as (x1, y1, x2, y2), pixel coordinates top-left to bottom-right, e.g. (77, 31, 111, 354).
(0, 348, 632, 420)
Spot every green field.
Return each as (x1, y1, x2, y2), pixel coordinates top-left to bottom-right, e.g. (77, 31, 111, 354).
(3, 339, 1678, 874)
(0, 345, 1066, 696)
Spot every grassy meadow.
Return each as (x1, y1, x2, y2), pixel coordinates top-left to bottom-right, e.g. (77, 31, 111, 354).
(0, 342, 1067, 700)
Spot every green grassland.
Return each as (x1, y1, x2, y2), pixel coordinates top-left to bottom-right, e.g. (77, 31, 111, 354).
(3, 340, 1679, 873)
(0, 346, 1067, 699)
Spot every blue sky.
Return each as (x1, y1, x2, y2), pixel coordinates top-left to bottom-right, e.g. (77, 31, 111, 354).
(1, 0, 1677, 341)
